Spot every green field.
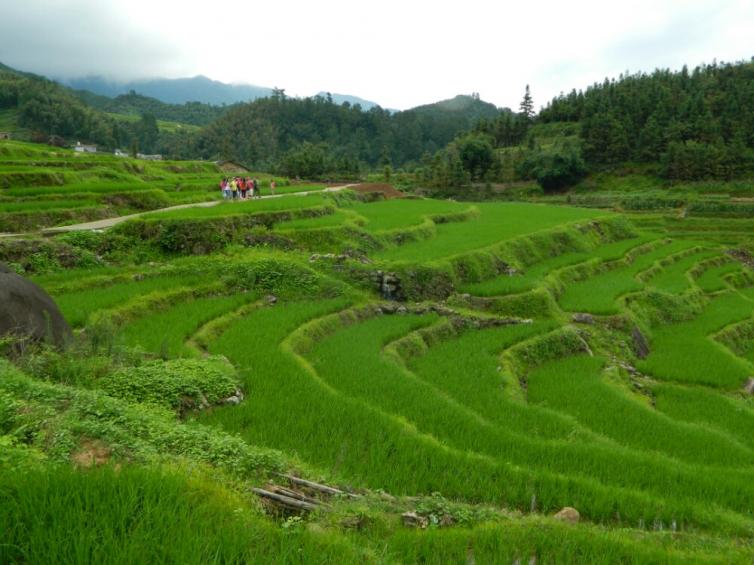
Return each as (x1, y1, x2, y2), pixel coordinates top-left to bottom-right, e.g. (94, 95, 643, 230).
(0, 141, 329, 232)
(3, 140, 754, 562)
(376, 202, 608, 261)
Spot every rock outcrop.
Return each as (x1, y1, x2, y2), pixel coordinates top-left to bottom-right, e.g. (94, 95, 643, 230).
(553, 506, 580, 523)
(0, 262, 71, 347)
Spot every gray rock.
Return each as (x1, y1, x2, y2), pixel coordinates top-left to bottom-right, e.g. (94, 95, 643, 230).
(553, 506, 580, 523)
(401, 511, 429, 529)
(0, 262, 71, 347)
(744, 377, 754, 395)
(572, 312, 595, 325)
(631, 326, 650, 359)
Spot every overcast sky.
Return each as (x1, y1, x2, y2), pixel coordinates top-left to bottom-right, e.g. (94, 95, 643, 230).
(1, 0, 752, 110)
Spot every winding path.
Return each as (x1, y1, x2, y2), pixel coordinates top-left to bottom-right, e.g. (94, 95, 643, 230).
(0, 184, 356, 238)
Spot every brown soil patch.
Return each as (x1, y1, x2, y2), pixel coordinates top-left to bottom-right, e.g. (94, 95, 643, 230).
(352, 183, 405, 199)
(71, 439, 112, 468)
(217, 161, 250, 174)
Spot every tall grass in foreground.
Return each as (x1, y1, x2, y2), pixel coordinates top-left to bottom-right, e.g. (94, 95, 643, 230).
(0, 465, 363, 564)
(387, 520, 751, 564)
(2, 465, 748, 564)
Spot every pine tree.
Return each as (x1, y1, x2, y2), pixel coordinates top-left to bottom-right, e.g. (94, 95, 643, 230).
(520, 85, 535, 120)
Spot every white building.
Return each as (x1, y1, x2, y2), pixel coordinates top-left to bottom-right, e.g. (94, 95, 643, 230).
(137, 153, 163, 161)
(114, 149, 129, 158)
(73, 141, 97, 153)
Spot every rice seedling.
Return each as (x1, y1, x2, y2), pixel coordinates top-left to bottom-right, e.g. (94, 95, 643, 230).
(344, 198, 470, 232)
(120, 292, 258, 357)
(695, 261, 743, 292)
(376, 202, 608, 261)
(0, 465, 365, 564)
(406, 321, 575, 439)
(644, 249, 720, 294)
(637, 291, 754, 387)
(273, 209, 361, 231)
(461, 235, 657, 296)
(0, 198, 99, 213)
(526, 355, 754, 465)
(652, 383, 754, 450)
(298, 314, 754, 521)
(558, 239, 697, 314)
(54, 274, 206, 327)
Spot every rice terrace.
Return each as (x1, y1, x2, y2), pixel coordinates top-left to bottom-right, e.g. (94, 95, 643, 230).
(2, 5, 754, 563)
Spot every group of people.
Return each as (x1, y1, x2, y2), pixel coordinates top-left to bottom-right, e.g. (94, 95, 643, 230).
(220, 177, 276, 200)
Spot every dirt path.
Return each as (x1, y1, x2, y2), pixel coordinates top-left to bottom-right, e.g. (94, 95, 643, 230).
(0, 184, 356, 238)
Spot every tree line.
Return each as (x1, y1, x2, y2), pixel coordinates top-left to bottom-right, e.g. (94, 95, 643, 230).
(539, 59, 754, 180)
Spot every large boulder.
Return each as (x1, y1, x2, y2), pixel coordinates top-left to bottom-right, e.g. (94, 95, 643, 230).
(0, 263, 71, 347)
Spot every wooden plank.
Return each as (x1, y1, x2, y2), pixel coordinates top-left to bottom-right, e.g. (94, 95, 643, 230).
(252, 488, 319, 511)
(277, 473, 360, 498)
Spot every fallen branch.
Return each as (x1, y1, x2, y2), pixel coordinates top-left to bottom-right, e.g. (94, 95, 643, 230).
(276, 473, 360, 498)
(270, 485, 326, 507)
(252, 488, 320, 511)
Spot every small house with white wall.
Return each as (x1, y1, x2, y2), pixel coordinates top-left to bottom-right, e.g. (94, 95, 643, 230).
(114, 149, 129, 158)
(137, 153, 163, 161)
(73, 141, 97, 153)
(0, 132, 11, 140)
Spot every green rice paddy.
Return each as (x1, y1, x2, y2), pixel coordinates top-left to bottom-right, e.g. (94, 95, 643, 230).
(376, 202, 609, 261)
(4, 141, 754, 561)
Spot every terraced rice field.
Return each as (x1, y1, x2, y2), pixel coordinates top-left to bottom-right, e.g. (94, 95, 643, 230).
(557, 239, 699, 314)
(6, 162, 754, 561)
(0, 141, 328, 231)
(375, 202, 609, 261)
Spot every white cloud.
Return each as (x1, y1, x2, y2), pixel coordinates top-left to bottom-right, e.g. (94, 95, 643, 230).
(0, 0, 752, 109)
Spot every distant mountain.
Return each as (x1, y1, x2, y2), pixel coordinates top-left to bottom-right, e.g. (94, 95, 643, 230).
(63, 75, 274, 105)
(313, 92, 390, 111)
(73, 90, 230, 126)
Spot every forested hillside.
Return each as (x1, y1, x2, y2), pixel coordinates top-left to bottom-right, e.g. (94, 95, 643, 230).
(539, 60, 754, 180)
(74, 90, 230, 127)
(194, 92, 501, 172)
(0, 60, 502, 174)
(0, 64, 194, 156)
(7, 57, 754, 188)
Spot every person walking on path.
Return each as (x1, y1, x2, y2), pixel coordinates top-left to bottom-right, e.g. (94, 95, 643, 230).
(253, 178, 260, 199)
(231, 178, 239, 200)
(221, 177, 231, 200)
(270, 179, 276, 196)
(240, 177, 248, 199)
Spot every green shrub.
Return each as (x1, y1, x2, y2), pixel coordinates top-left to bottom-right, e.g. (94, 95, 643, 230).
(101, 357, 239, 411)
(518, 144, 587, 192)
